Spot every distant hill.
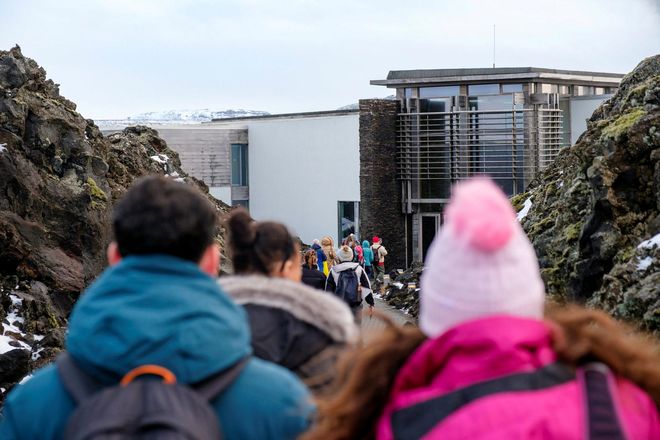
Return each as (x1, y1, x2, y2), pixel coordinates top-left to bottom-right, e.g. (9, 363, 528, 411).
(96, 108, 270, 126)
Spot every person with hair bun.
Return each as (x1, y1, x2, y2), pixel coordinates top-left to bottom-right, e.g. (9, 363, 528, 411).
(219, 209, 358, 393)
(303, 178, 660, 440)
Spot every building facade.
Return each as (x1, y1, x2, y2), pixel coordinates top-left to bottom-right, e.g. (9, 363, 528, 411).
(365, 67, 623, 265)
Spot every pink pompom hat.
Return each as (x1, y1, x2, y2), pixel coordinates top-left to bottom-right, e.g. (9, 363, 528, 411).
(419, 177, 545, 338)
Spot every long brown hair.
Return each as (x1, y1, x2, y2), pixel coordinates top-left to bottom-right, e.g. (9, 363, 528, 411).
(302, 314, 426, 440)
(302, 306, 660, 440)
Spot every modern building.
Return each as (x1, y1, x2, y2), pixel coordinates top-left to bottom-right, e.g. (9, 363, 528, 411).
(362, 67, 623, 266)
(101, 66, 623, 270)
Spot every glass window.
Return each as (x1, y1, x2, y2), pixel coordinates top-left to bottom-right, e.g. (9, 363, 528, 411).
(419, 86, 460, 99)
(404, 88, 413, 99)
(232, 200, 249, 210)
(231, 143, 248, 186)
(468, 83, 500, 95)
(502, 83, 523, 93)
(338, 201, 359, 242)
(558, 85, 570, 95)
(594, 87, 605, 95)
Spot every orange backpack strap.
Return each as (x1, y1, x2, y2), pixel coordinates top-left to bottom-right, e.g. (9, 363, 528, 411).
(120, 365, 176, 386)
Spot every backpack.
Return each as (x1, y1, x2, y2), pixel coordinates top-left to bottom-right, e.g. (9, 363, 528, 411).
(56, 353, 249, 440)
(372, 245, 381, 263)
(335, 266, 362, 306)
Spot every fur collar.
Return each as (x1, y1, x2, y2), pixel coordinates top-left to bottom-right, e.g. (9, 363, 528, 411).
(218, 275, 358, 344)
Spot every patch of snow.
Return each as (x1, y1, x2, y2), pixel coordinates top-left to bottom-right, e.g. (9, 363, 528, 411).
(31, 348, 45, 361)
(636, 256, 654, 271)
(402, 307, 411, 315)
(392, 282, 404, 289)
(0, 143, 7, 153)
(150, 154, 169, 164)
(517, 197, 533, 221)
(169, 171, 180, 178)
(0, 334, 30, 353)
(33, 334, 45, 341)
(1, 388, 5, 394)
(557, 181, 564, 189)
(174, 177, 185, 182)
(18, 374, 33, 385)
(638, 233, 660, 250)
(1, 294, 32, 353)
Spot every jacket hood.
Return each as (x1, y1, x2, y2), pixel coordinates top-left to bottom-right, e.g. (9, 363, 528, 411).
(67, 255, 251, 384)
(362, 240, 370, 248)
(219, 275, 358, 344)
(311, 243, 322, 250)
(332, 261, 361, 272)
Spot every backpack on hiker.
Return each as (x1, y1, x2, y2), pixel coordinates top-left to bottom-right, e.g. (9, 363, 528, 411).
(56, 353, 248, 439)
(372, 245, 381, 264)
(335, 267, 362, 306)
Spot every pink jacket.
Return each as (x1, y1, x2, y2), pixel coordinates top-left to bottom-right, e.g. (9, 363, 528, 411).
(377, 316, 660, 439)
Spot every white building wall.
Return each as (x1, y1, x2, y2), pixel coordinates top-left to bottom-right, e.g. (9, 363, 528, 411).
(569, 95, 613, 145)
(209, 186, 232, 205)
(244, 115, 359, 245)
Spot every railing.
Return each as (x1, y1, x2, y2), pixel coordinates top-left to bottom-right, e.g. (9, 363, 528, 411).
(397, 108, 565, 188)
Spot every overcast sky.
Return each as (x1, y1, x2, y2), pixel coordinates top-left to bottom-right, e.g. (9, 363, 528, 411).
(2, 0, 659, 119)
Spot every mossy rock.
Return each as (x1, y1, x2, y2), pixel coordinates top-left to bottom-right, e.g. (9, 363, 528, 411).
(601, 107, 646, 140)
(563, 222, 582, 242)
(510, 192, 530, 212)
(85, 177, 107, 209)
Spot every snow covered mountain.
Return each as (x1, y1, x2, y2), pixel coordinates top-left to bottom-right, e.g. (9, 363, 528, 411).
(95, 108, 270, 127)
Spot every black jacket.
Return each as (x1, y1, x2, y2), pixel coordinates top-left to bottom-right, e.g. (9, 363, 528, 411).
(218, 275, 358, 393)
(301, 265, 327, 291)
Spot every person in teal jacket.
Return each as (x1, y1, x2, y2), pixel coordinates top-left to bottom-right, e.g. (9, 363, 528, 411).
(362, 240, 374, 279)
(0, 176, 313, 440)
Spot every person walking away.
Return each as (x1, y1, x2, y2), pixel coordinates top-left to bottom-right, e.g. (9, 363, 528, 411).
(321, 236, 338, 275)
(311, 239, 326, 272)
(362, 240, 374, 279)
(371, 236, 388, 281)
(302, 177, 660, 440)
(219, 209, 358, 393)
(326, 245, 374, 324)
(0, 176, 313, 440)
(301, 249, 327, 291)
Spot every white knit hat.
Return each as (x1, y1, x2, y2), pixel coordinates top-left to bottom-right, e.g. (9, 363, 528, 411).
(337, 246, 354, 263)
(419, 178, 545, 338)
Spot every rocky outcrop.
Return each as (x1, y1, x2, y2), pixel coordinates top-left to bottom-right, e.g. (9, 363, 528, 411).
(516, 55, 660, 333)
(0, 46, 230, 400)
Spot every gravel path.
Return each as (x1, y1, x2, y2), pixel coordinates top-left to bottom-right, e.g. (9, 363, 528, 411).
(361, 297, 414, 337)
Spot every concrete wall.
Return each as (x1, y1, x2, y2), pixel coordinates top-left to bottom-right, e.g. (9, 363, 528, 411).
(242, 114, 360, 244)
(569, 95, 612, 145)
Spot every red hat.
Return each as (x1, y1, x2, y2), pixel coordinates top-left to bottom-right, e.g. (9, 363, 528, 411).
(372, 236, 381, 243)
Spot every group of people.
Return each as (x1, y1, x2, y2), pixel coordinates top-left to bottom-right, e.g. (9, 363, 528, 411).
(1, 175, 659, 439)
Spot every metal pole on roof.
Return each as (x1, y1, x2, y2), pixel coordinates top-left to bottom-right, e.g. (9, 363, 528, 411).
(493, 24, 496, 68)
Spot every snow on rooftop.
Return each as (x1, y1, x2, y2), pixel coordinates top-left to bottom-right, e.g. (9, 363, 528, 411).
(638, 233, 660, 250)
(0, 143, 7, 153)
(517, 197, 533, 221)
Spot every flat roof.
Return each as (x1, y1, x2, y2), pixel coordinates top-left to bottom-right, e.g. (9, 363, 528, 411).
(208, 108, 358, 123)
(372, 67, 624, 87)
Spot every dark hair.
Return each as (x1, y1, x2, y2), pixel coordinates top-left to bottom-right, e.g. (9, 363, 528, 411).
(112, 175, 217, 262)
(303, 307, 660, 440)
(226, 208, 296, 275)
